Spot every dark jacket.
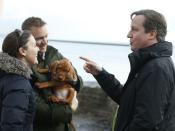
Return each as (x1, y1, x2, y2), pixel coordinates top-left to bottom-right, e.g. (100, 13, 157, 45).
(0, 53, 35, 131)
(31, 45, 83, 131)
(95, 41, 175, 131)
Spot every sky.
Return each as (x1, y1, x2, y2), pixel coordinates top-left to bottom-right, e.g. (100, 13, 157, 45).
(0, 0, 175, 44)
(0, 0, 175, 82)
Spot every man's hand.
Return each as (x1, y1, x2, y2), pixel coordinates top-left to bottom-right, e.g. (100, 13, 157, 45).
(80, 56, 103, 76)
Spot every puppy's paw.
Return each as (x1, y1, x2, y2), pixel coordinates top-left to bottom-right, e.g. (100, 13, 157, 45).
(35, 82, 42, 88)
(48, 96, 60, 103)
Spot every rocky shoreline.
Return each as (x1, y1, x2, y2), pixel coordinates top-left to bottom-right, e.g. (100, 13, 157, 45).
(72, 82, 118, 131)
(82, 81, 100, 88)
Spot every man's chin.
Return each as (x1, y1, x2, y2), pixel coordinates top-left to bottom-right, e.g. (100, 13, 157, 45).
(130, 45, 134, 51)
(130, 46, 137, 52)
(39, 48, 47, 53)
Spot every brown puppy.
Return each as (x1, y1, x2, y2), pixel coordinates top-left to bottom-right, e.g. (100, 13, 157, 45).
(35, 59, 78, 111)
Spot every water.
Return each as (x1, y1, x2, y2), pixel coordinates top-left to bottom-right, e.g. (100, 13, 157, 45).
(46, 41, 175, 84)
(1, 38, 175, 84)
(49, 41, 131, 84)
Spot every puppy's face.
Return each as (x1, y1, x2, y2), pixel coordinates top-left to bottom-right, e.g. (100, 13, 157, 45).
(50, 59, 77, 81)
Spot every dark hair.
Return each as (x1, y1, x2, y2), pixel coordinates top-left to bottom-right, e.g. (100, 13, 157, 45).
(131, 9, 167, 42)
(22, 17, 46, 30)
(2, 29, 31, 57)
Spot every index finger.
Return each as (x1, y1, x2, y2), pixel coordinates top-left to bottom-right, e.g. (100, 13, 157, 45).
(79, 56, 91, 62)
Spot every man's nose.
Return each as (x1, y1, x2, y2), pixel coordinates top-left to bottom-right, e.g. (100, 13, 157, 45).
(127, 31, 131, 38)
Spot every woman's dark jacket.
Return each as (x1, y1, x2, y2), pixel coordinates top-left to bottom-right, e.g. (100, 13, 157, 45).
(31, 45, 83, 131)
(95, 41, 175, 131)
(0, 53, 35, 131)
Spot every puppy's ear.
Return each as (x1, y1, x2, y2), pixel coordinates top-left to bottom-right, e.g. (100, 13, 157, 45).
(50, 60, 59, 73)
(64, 59, 77, 81)
(67, 64, 77, 81)
(72, 69, 77, 81)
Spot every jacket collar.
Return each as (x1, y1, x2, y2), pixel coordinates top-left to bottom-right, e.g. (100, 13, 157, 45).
(0, 53, 32, 79)
(128, 41, 172, 71)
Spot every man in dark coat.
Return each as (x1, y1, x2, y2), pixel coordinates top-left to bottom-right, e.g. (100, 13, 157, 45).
(80, 9, 175, 131)
(22, 17, 83, 131)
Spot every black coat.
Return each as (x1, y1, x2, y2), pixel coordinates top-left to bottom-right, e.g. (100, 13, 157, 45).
(0, 53, 35, 131)
(95, 41, 175, 131)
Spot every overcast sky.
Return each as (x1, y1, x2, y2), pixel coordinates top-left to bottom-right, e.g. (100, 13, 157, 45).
(0, 0, 175, 44)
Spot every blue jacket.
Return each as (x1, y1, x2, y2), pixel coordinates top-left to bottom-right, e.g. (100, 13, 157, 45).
(0, 53, 35, 131)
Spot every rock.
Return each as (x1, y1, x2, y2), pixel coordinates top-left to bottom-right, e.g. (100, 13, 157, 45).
(72, 82, 118, 131)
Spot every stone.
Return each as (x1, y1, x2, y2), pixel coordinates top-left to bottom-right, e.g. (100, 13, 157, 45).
(72, 83, 118, 131)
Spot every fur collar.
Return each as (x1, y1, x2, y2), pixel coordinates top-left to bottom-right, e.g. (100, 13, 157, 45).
(0, 53, 32, 79)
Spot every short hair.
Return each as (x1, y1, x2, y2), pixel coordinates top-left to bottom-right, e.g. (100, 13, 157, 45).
(22, 17, 46, 30)
(2, 29, 31, 57)
(131, 9, 167, 42)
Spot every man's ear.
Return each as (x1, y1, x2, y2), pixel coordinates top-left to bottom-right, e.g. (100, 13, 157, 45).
(18, 47, 26, 57)
(149, 30, 157, 40)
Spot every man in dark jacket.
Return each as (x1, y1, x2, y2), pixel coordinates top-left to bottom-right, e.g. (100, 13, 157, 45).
(80, 9, 175, 131)
(22, 17, 83, 131)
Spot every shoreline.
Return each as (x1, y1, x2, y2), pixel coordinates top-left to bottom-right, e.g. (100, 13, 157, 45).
(83, 81, 100, 88)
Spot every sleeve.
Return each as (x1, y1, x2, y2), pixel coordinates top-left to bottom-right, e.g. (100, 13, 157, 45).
(94, 69, 123, 104)
(56, 49, 64, 59)
(72, 74, 83, 93)
(126, 69, 168, 131)
(51, 103, 72, 124)
(1, 81, 30, 131)
(34, 90, 72, 125)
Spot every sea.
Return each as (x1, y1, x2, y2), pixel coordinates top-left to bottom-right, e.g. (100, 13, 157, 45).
(0, 38, 175, 85)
